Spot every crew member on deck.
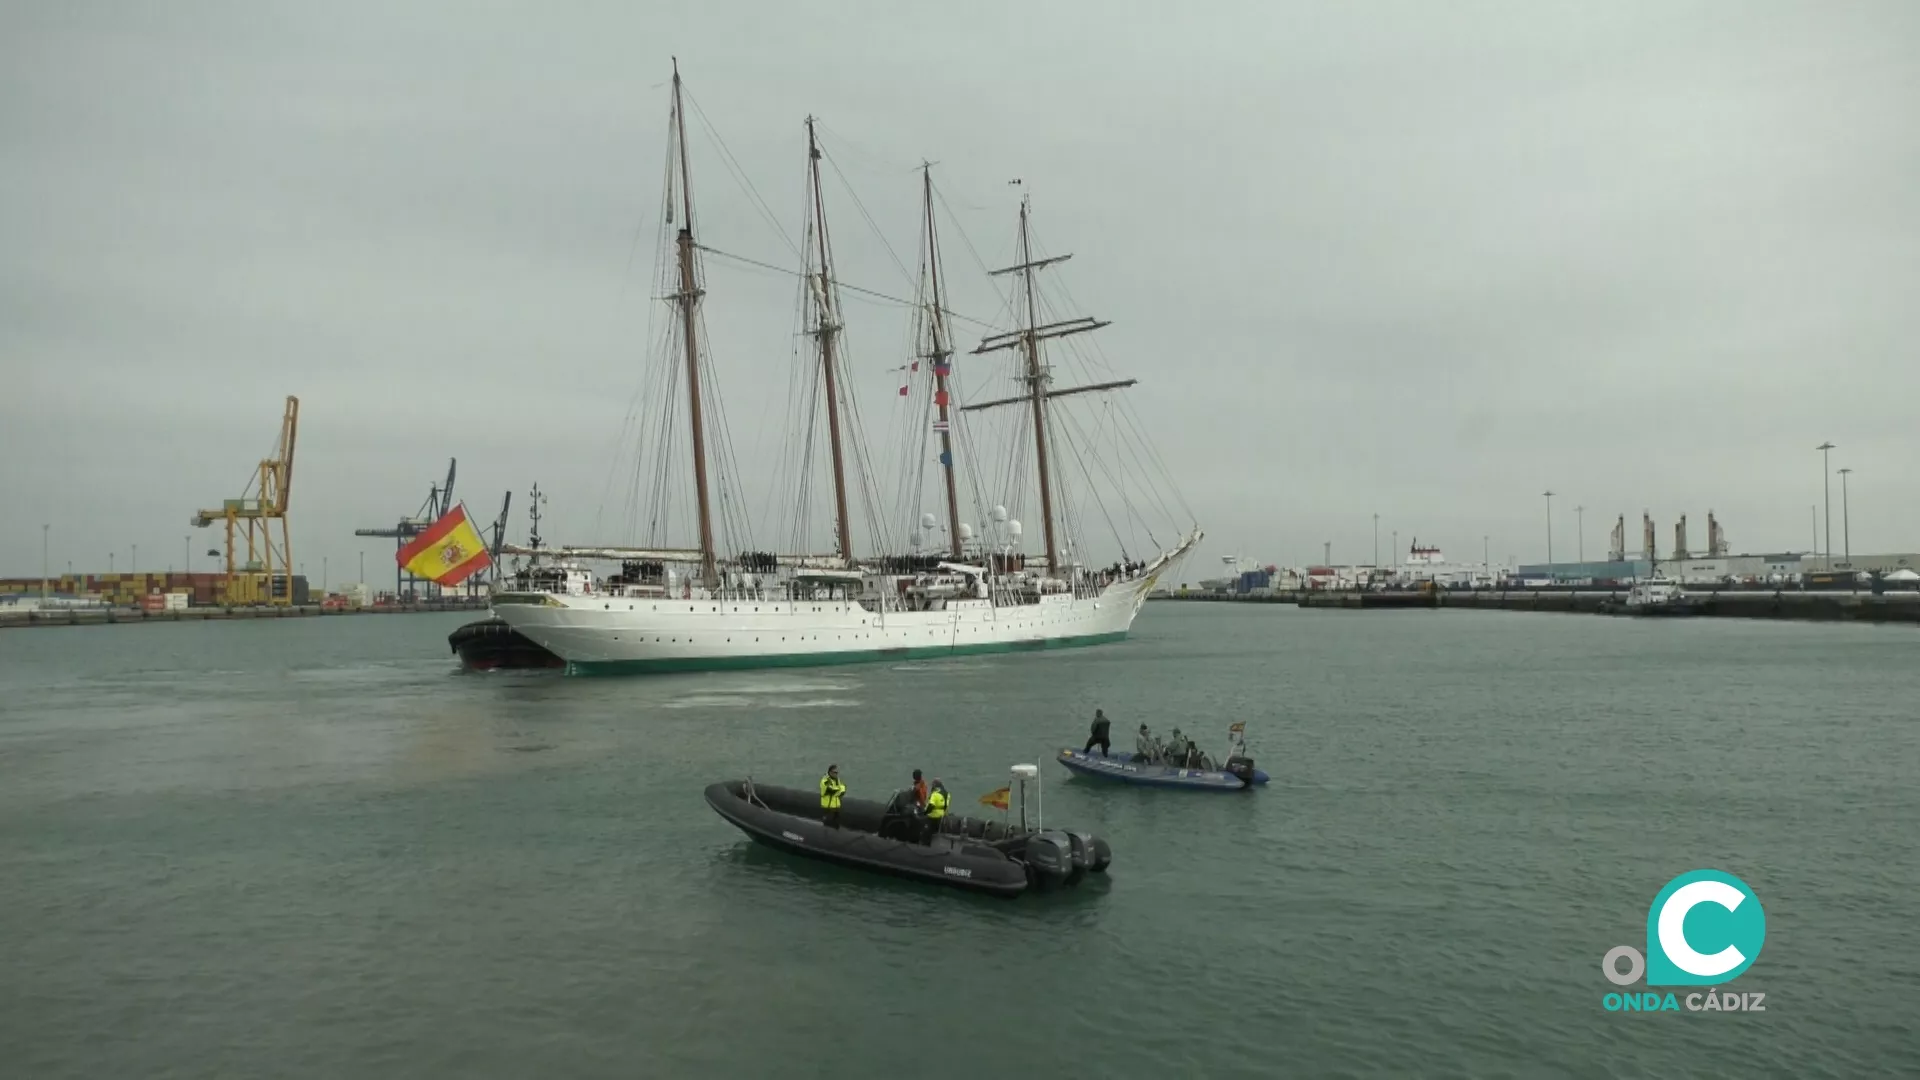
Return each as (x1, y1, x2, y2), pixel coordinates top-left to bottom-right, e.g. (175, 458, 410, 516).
(1084, 709, 1112, 755)
(921, 779, 949, 844)
(911, 769, 929, 809)
(1136, 723, 1158, 761)
(1166, 728, 1189, 766)
(820, 764, 846, 829)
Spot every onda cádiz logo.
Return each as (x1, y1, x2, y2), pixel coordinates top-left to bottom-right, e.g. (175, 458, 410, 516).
(1600, 869, 1768, 1014)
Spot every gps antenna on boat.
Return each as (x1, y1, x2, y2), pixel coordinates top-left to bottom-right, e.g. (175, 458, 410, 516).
(1011, 763, 1040, 831)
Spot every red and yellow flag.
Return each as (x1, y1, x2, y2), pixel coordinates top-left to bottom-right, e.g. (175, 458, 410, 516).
(979, 786, 1010, 811)
(397, 504, 492, 585)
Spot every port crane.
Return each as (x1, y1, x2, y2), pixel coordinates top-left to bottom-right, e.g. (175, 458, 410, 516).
(191, 395, 299, 606)
(353, 459, 511, 599)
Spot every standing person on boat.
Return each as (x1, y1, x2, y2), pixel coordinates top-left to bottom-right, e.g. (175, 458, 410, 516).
(1166, 728, 1189, 766)
(1084, 709, 1112, 755)
(910, 769, 929, 809)
(920, 779, 950, 844)
(820, 765, 846, 829)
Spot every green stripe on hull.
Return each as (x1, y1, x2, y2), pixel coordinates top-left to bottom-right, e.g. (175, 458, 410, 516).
(563, 630, 1130, 676)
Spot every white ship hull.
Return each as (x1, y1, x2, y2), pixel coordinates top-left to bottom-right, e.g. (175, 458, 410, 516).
(493, 571, 1167, 676)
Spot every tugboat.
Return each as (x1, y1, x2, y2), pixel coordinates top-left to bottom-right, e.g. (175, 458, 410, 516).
(449, 617, 564, 671)
(705, 764, 1110, 897)
(449, 482, 568, 671)
(1057, 721, 1269, 790)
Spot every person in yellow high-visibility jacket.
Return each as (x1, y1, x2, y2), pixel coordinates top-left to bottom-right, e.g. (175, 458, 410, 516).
(819, 764, 846, 829)
(919, 779, 949, 844)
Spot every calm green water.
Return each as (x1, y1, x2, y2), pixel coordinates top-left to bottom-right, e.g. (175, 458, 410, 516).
(2, 606, 1916, 1077)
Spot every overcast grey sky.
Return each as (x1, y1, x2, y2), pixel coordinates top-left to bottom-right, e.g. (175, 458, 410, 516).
(5, 1, 1916, 584)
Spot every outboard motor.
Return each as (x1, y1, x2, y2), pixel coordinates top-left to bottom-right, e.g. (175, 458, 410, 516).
(1062, 832, 1091, 886)
(1021, 830, 1072, 890)
(1085, 834, 1114, 874)
(1225, 754, 1257, 788)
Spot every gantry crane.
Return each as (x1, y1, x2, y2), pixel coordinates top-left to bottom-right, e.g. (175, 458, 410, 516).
(352, 458, 500, 599)
(192, 395, 299, 606)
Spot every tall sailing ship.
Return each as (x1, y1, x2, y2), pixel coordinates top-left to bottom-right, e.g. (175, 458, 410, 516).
(491, 63, 1200, 674)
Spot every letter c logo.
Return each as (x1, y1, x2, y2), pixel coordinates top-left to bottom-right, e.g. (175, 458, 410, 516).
(1644, 869, 1766, 986)
(1657, 880, 1746, 977)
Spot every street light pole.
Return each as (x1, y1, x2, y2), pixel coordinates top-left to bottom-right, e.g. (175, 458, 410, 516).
(1543, 490, 1555, 569)
(42, 524, 49, 600)
(1816, 441, 1835, 570)
(1838, 467, 1852, 568)
(1484, 535, 1490, 582)
(184, 535, 190, 575)
(131, 543, 138, 575)
(1373, 513, 1379, 569)
(1575, 505, 1585, 563)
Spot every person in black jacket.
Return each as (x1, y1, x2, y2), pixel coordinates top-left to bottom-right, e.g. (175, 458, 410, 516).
(1084, 709, 1112, 755)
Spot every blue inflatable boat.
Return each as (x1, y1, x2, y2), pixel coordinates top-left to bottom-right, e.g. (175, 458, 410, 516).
(1055, 747, 1269, 790)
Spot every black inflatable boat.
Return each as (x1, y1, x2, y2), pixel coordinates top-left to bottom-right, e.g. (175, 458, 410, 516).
(704, 779, 1111, 898)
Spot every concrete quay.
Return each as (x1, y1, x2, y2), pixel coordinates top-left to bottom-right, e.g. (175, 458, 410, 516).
(1157, 588, 1920, 624)
(1, 601, 488, 629)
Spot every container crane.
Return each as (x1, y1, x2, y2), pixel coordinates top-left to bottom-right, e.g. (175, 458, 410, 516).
(192, 395, 299, 606)
(353, 458, 480, 599)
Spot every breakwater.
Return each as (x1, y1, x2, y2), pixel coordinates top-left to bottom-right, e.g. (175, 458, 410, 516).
(1157, 588, 1920, 624)
(1, 601, 487, 629)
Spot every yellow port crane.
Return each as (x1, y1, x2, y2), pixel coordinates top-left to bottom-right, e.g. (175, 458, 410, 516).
(192, 395, 299, 606)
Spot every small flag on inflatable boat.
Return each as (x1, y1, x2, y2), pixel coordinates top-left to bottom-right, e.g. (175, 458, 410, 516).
(932, 419, 950, 433)
(979, 786, 1010, 810)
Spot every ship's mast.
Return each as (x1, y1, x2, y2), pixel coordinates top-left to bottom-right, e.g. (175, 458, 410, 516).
(1015, 199, 1060, 574)
(806, 118, 855, 568)
(923, 166, 962, 559)
(670, 61, 718, 585)
(968, 194, 1114, 578)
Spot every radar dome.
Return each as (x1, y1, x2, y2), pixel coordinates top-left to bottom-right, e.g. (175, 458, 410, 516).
(991, 505, 1008, 523)
(957, 523, 974, 541)
(1007, 519, 1023, 539)
(920, 512, 937, 530)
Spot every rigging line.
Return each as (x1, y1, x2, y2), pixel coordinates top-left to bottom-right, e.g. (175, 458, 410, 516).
(1055, 406, 1129, 560)
(694, 244, 1004, 331)
(819, 144, 915, 290)
(682, 87, 800, 259)
(1114, 398, 1192, 524)
(599, 161, 679, 541)
(1111, 407, 1182, 535)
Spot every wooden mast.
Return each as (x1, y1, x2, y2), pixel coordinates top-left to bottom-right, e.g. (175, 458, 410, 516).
(670, 60, 718, 585)
(923, 166, 962, 559)
(1018, 197, 1060, 575)
(969, 195, 1112, 577)
(806, 117, 855, 568)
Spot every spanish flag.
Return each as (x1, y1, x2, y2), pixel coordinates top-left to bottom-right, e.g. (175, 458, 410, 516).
(979, 786, 1010, 811)
(397, 503, 492, 585)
